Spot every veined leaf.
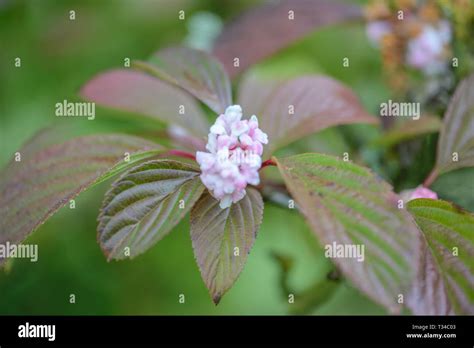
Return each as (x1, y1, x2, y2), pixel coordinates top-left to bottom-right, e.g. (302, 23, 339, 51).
(435, 73, 474, 175)
(239, 75, 378, 156)
(98, 160, 205, 260)
(190, 188, 263, 304)
(0, 132, 161, 258)
(237, 73, 283, 124)
(407, 199, 474, 314)
(431, 168, 474, 211)
(213, 0, 362, 77)
(135, 46, 232, 114)
(407, 237, 453, 315)
(80, 69, 210, 138)
(274, 153, 420, 312)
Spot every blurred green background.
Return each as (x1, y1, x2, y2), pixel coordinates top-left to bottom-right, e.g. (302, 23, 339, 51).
(1, 0, 469, 315)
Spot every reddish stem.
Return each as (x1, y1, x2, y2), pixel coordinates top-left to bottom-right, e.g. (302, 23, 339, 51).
(423, 168, 439, 188)
(260, 159, 276, 170)
(166, 149, 196, 161)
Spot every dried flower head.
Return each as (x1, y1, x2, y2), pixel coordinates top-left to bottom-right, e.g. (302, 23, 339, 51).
(365, 0, 453, 92)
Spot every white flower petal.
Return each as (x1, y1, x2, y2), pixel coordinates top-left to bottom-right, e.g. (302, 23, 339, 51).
(224, 105, 242, 123)
(219, 195, 233, 209)
(210, 123, 226, 135)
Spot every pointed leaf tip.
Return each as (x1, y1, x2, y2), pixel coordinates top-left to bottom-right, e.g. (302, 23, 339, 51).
(190, 188, 263, 303)
(139, 46, 232, 114)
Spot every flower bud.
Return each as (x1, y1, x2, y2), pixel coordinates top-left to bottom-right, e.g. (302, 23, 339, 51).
(196, 105, 269, 209)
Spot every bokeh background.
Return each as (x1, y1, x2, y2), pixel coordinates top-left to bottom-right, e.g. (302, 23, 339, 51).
(1, 0, 470, 315)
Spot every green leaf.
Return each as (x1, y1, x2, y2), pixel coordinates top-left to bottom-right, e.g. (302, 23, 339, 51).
(80, 69, 210, 138)
(0, 131, 161, 259)
(98, 160, 205, 260)
(435, 73, 474, 175)
(431, 168, 474, 211)
(238, 75, 379, 156)
(373, 114, 441, 148)
(213, 0, 362, 77)
(134, 46, 232, 114)
(407, 199, 474, 314)
(274, 153, 421, 312)
(190, 188, 263, 304)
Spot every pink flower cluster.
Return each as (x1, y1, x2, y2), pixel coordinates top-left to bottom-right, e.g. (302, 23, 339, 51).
(366, 19, 451, 75)
(408, 186, 438, 201)
(196, 105, 268, 209)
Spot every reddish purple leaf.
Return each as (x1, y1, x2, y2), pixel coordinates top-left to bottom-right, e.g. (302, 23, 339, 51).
(239, 75, 379, 155)
(275, 154, 421, 312)
(407, 238, 454, 315)
(98, 160, 205, 261)
(137, 46, 232, 114)
(190, 188, 263, 304)
(80, 69, 210, 138)
(213, 0, 362, 77)
(407, 199, 474, 314)
(435, 73, 474, 175)
(0, 130, 161, 261)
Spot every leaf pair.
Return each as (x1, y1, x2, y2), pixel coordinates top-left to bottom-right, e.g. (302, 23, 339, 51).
(404, 74, 474, 314)
(79, 46, 379, 303)
(0, 131, 161, 258)
(98, 159, 263, 304)
(365, 74, 474, 314)
(172, 48, 380, 155)
(2, 36, 383, 306)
